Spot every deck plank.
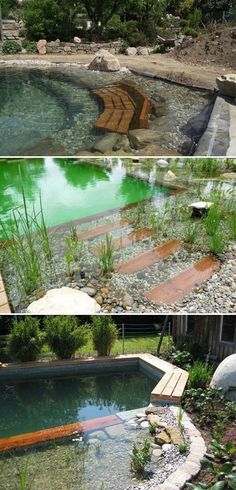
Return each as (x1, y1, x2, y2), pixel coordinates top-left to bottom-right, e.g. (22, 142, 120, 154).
(145, 255, 220, 304)
(78, 219, 131, 241)
(117, 239, 182, 274)
(91, 227, 152, 256)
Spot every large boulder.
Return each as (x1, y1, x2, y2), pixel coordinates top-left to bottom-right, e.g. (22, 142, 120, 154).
(37, 39, 47, 55)
(26, 287, 101, 314)
(137, 46, 149, 56)
(216, 74, 236, 98)
(125, 47, 137, 56)
(92, 133, 121, 153)
(88, 49, 120, 72)
(74, 37, 81, 44)
(128, 129, 159, 149)
(210, 354, 236, 401)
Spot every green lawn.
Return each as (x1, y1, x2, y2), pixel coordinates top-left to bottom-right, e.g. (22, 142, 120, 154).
(41, 335, 173, 360)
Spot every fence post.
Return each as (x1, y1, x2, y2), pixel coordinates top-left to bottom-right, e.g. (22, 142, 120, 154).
(122, 323, 125, 355)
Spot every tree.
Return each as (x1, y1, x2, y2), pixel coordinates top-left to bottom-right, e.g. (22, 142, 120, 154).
(81, 0, 127, 28)
(23, 0, 79, 41)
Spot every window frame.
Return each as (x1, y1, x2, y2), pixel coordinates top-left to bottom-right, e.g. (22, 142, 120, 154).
(219, 316, 236, 345)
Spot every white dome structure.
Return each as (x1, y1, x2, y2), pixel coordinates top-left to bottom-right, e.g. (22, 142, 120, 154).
(210, 354, 236, 401)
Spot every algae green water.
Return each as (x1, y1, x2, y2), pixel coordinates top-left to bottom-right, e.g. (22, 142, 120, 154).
(0, 158, 168, 238)
(0, 370, 157, 438)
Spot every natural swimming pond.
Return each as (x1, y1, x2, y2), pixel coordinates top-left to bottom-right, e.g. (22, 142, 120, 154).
(0, 66, 213, 155)
(0, 158, 169, 237)
(0, 369, 157, 438)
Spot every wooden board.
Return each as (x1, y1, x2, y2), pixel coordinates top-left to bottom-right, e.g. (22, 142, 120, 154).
(93, 87, 135, 134)
(0, 415, 122, 453)
(0, 273, 11, 313)
(91, 227, 152, 256)
(145, 255, 220, 304)
(78, 219, 131, 241)
(117, 239, 182, 274)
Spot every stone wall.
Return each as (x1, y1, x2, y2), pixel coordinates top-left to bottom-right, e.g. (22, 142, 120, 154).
(46, 40, 123, 55)
(2, 19, 23, 41)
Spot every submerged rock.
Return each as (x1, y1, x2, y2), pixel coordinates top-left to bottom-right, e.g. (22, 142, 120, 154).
(26, 287, 101, 314)
(92, 133, 121, 153)
(128, 129, 159, 149)
(88, 49, 120, 72)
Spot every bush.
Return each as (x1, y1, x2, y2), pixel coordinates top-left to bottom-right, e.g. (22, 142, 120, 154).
(2, 40, 22, 54)
(91, 317, 118, 356)
(6, 317, 45, 362)
(131, 439, 151, 475)
(45, 316, 88, 359)
(188, 361, 213, 389)
(126, 30, 148, 47)
(169, 350, 192, 370)
(183, 27, 198, 37)
(21, 39, 37, 53)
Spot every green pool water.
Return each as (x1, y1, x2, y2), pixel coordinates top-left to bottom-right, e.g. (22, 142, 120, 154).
(0, 158, 169, 237)
(0, 369, 157, 438)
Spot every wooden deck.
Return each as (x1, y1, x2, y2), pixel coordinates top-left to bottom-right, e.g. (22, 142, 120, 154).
(151, 369, 189, 403)
(117, 239, 182, 274)
(0, 273, 11, 313)
(78, 218, 131, 241)
(145, 255, 220, 304)
(93, 82, 152, 134)
(90, 227, 152, 255)
(0, 414, 122, 453)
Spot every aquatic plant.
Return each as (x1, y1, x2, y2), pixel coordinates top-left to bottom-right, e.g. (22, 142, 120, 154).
(188, 361, 214, 389)
(33, 193, 52, 261)
(91, 316, 118, 356)
(177, 405, 184, 433)
(131, 439, 151, 477)
(208, 230, 225, 254)
(97, 233, 115, 275)
(183, 221, 198, 244)
(44, 316, 89, 359)
(6, 317, 45, 362)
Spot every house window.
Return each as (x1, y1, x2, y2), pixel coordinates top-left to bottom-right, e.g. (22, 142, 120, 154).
(220, 316, 235, 343)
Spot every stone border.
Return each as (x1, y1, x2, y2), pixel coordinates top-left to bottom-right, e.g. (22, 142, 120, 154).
(153, 405, 206, 490)
(194, 96, 230, 156)
(0, 273, 11, 313)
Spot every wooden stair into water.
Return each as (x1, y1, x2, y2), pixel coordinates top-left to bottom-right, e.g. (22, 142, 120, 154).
(93, 82, 152, 134)
(145, 255, 220, 305)
(90, 227, 152, 256)
(0, 414, 122, 453)
(78, 219, 131, 241)
(0, 273, 11, 313)
(93, 87, 135, 134)
(117, 239, 182, 274)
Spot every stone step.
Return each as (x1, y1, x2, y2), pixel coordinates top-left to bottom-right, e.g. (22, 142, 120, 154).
(117, 239, 182, 274)
(90, 227, 152, 256)
(0, 414, 122, 452)
(145, 255, 220, 305)
(78, 218, 131, 241)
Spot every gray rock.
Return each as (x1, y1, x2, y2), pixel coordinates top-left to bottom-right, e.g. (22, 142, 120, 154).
(128, 129, 158, 149)
(92, 133, 121, 153)
(125, 47, 137, 56)
(80, 287, 97, 297)
(137, 46, 149, 55)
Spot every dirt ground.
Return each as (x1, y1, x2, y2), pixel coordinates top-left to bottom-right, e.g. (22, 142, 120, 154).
(0, 51, 227, 91)
(170, 25, 236, 70)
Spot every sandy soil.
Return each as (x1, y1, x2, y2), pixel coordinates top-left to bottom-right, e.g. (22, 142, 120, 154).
(0, 52, 226, 90)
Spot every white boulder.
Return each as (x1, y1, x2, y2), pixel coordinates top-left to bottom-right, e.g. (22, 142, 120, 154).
(157, 159, 169, 168)
(88, 49, 120, 72)
(74, 37, 82, 44)
(164, 170, 177, 180)
(137, 46, 149, 56)
(210, 354, 236, 401)
(216, 74, 236, 98)
(125, 47, 137, 56)
(26, 287, 101, 314)
(37, 39, 47, 55)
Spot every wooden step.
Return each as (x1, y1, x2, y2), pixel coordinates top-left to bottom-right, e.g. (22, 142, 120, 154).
(117, 239, 182, 274)
(145, 255, 220, 305)
(94, 87, 135, 134)
(78, 219, 131, 241)
(90, 227, 152, 256)
(0, 273, 11, 313)
(0, 414, 122, 453)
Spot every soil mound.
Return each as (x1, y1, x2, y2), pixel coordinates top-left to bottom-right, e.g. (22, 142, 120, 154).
(170, 25, 236, 69)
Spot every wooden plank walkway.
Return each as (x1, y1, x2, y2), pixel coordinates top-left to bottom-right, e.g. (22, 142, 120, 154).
(145, 255, 220, 305)
(151, 369, 189, 403)
(0, 414, 122, 453)
(78, 219, 131, 241)
(94, 87, 135, 134)
(0, 273, 11, 313)
(90, 227, 152, 256)
(118, 81, 152, 130)
(117, 239, 182, 274)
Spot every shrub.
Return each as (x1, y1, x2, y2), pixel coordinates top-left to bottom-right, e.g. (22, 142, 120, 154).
(131, 439, 151, 476)
(188, 361, 213, 389)
(169, 350, 192, 370)
(21, 39, 37, 53)
(91, 317, 118, 356)
(2, 40, 22, 54)
(183, 27, 198, 37)
(45, 316, 88, 359)
(6, 317, 45, 362)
